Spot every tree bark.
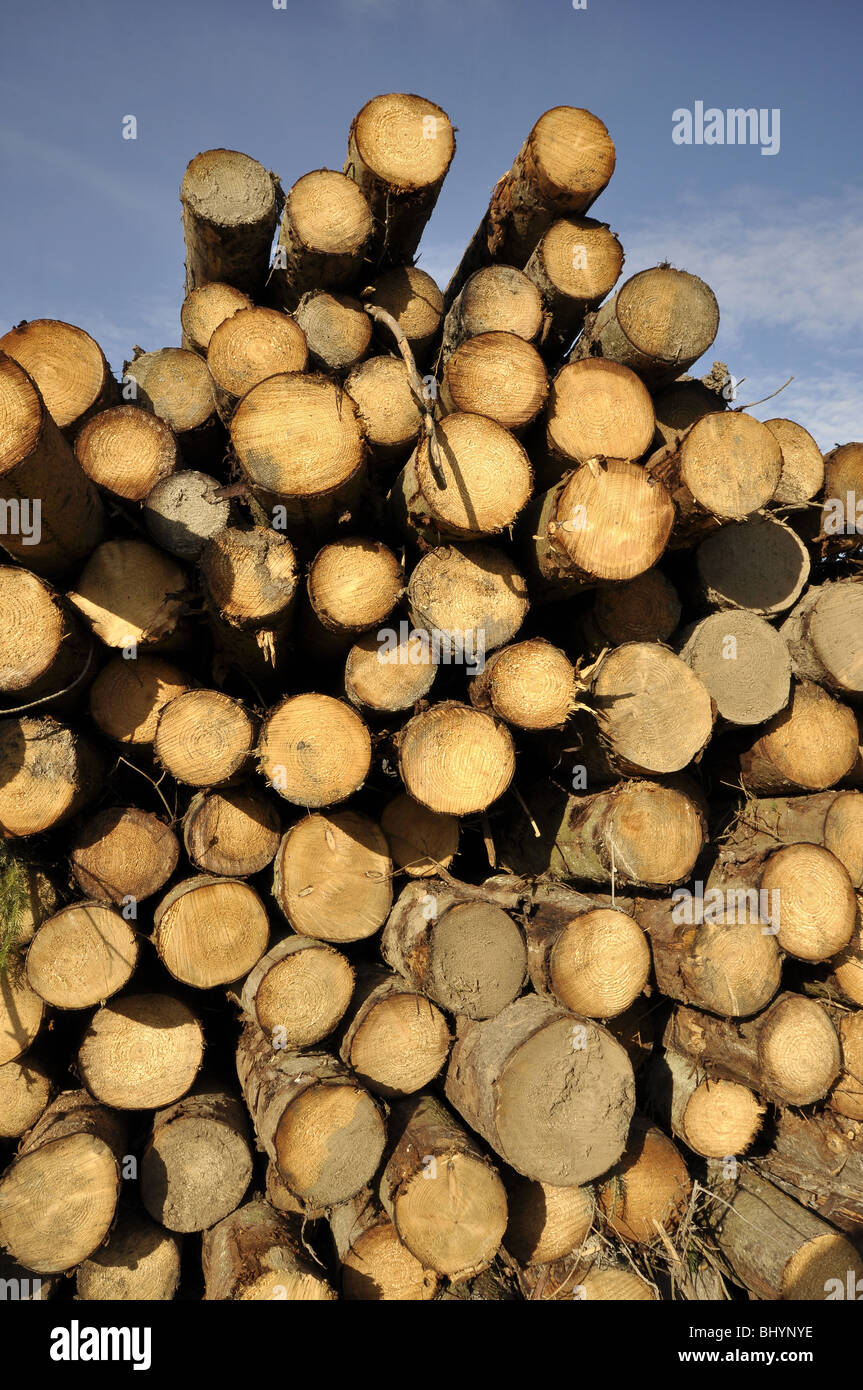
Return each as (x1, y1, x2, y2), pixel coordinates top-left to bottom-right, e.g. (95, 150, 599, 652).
(202, 1196, 335, 1300)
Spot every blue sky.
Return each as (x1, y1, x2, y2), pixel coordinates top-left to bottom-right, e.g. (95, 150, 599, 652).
(1, 0, 861, 447)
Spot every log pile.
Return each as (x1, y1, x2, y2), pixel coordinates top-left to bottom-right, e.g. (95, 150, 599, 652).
(1, 92, 862, 1305)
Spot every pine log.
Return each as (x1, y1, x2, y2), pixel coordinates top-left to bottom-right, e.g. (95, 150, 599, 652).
(500, 779, 706, 889)
(0, 715, 103, 838)
(381, 878, 527, 1020)
(68, 538, 187, 648)
(503, 1176, 594, 1266)
(678, 610, 791, 726)
(723, 790, 863, 890)
(589, 642, 715, 775)
(0, 1089, 125, 1273)
(595, 1117, 692, 1243)
(446, 994, 635, 1184)
(828, 1008, 863, 1121)
(183, 785, 281, 877)
(439, 332, 548, 433)
(140, 1082, 253, 1232)
(88, 652, 189, 745)
(653, 1048, 764, 1157)
(582, 568, 681, 652)
(70, 805, 178, 905)
(831, 915, 863, 1006)
(0, 350, 104, 577)
(76, 1207, 181, 1301)
(344, 355, 422, 467)
(202, 1196, 335, 1300)
(77, 993, 204, 1110)
(143, 469, 230, 560)
(155, 688, 255, 787)
(739, 680, 860, 793)
(469, 637, 576, 729)
(236, 1022, 386, 1208)
(0, 567, 91, 710)
(294, 291, 371, 373)
(524, 216, 624, 361)
(307, 537, 403, 634)
(543, 359, 655, 477)
(0, 1056, 53, 1138)
(523, 888, 651, 1019)
(781, 580, 863, 699)
(440, 266, 543, 362)
(338, 966, 451, 1098)
(764, 418, 825, 505)
(444, 106, 615, 304)
(367, 265, 444, 367)
(0, 319, 117, 440)
(75, 403, 177, 502)
(124, 346, 222, 465)
(393, 413, 533, 540)
(408, 543, 529, 666)
(181, 148, 280, 296)
(153, 875, 269, 988)
(696, 515, 811, 615)
(240, 935, 355, 1049)
(397, 701, 515, 815)
(380, 793, 459, 878)
(181, 281, 253, 354)
(0, 959, 44, 1063)
(201, 524, 298, 632)
(272, 809, 392, 942)
(25, 901, 138, 1010)
(379, 1092, 508, 1279)
(272, 168, 372, 306)
(754, 1109, 863, 1232)
(330, 1191, 439, 1300)
(570, 266, 719, 389)
(652, 376, 726, 448)
(258, 693, 372, 808)
(346, 93, 455, 269)
(344, 627, 437, 714)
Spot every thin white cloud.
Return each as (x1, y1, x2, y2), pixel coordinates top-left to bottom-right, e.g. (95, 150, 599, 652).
(0, 128, 160, 220)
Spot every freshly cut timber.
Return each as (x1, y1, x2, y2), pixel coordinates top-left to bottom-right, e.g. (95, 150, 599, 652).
(75, 404, 177, 502)
(344, 355, 422, 466)
(756, 1108, 863, 1231)
(445, 107, 615, 303)
(589, 642, 715, 776)
(652, 377, 726, 447)
(445, 993, 636, 1185)
(25, 901, 138, 1010)
(523, 888, 650, 1019)
(294, 291, 371, 373)
(0, 961, 44, 1063)
(181, 281, 253, 354)
(635, 896, 782, 1017)
(381, 878, 527, 1021)
(711, 1167, 863, 1300)
(781, 580, 863, 698)
(696, 515, 811, 615)
(739, 680, 859, 793)
(0, 1090, 125, 1274)
(665, 997, 842, 1107)
(70, 805, 179, 904)
(503, 1176, 593, 1266)
(345, 93, 455, 269)
(583, 569, 681, 650)
(338, 967, 451, 1098)
(380, 794, 459, 878)
(440, 266, 544, 361)
(153, 876, 270, 988)
(645, 412, 782, 544)
(827, 1010, 863, 1120)
(208, 306, 308, 421)
(77, 993, 204, 1110)
(230, 372, 366, 533)
(523, 216, 624, 360)
(407, 543, 529, 654)
(203, 1197, 335, 1300)
(258, 693, 372, 807)
(397, 701, 516, 815)
(183, 785, 281, 877)
(379, 1092, 508, 1279)
(143, 470, 230, 561)
(140, 1083, 253, 1232)
(201, 525, 298, 631)
(0, 567, 91, 709)
(155, 688, 255, 787)
(469, 638, 576, 729)
(678, 610, 791, 726)
(68, 538, 187, 648)
(0, 351, 104, 576)
(571, 1266, 657, 1301)
(124, 347, 221, 463)
(367, 266, 444, 365)
(656, 1049, 764, 1158)
(307, 537, 403, 633)
(236, 1023, 386, 1209)
(240, 936, 355, 1049)
(0, 715, 102, 838)
(0, 1056, 53, 1139)
(571, 266, 719, 389)
(76, 1207, 181, 1301)
(344, 627, 437, 714)
(272, 168, 372, 305)
(831, 920, 863, 1006)
(721, 790, 863, 890)
(544, 359, 655, 474)
(595, 1118, 691, 1243)
(525, 460, 674, 593)
(181, 148, 280, 296)
(88, 652, 189, 745)
(330, 1192, 439, 1301)
(764, 417, 825, 504)
(393, 413, 533, 540)
(0, 319, 117, 439)
(272, 809, 392, 942)
(439, 333, 548, 433)
(501, 780, 706, 889)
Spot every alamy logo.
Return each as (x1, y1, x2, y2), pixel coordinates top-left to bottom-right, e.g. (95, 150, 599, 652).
(671, 881, 780, 933)
(672, 102, 780, 156)
(0, 497, 41, 545)
(823, 492, 863, 535)
(50, 1321, 151, 1371)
